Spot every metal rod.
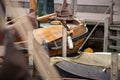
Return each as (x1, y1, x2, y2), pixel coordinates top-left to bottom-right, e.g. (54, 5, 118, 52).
(110, 1, 118, 79)
(71, 0, 77, 16)
(62, 26, 67, 57)
(110, 0, 114, 25)
(103, 17, 109, 52)
(111, 52, 118, 80)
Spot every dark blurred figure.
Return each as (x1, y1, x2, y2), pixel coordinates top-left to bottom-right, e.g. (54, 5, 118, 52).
(0, 30, 34, 80)
(0, 1, 34, 80)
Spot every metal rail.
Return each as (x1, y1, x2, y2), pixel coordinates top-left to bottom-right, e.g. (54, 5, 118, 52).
(77, 6, 110, 53)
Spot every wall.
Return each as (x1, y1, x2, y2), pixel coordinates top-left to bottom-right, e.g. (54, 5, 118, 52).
(7, 0, 120, 15)
(54, 0, 110, 6)
(54, 0, 120, 13)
